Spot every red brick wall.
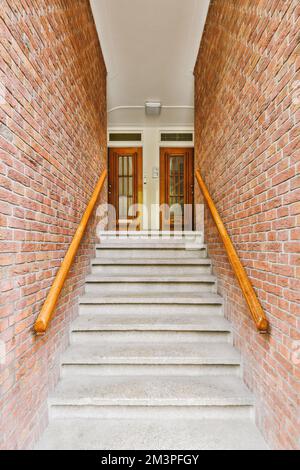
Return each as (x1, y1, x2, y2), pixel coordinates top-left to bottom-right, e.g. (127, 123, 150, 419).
(195, 0, 299, 450)
(0, 0, 107, 449)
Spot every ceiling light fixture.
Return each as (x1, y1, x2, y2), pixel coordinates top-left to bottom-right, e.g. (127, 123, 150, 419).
(145, 101, 162, 116)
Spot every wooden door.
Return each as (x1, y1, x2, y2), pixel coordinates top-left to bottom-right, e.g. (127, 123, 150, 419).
(108, 147, 143, 230)
(160, 147, 194, 230)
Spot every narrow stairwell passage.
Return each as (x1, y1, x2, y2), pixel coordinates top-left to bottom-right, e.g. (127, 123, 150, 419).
(37, 233, 267, 450)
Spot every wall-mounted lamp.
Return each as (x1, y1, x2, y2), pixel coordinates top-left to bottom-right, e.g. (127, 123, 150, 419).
(145, 101, 162, 116)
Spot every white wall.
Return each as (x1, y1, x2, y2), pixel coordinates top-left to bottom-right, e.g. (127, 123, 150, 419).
(108, 126, 195, 230)
(143, 128, 160, 230)
(91, 0, 211, 127)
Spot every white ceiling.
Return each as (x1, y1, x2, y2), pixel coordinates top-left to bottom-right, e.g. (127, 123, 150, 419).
(90, 0, 210, 127)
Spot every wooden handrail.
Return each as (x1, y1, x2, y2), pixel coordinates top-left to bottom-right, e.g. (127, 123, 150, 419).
(195, 169, 268, 333)
(35, 169, 107, 335)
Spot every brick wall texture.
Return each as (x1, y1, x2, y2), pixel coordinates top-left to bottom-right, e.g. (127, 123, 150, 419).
(195, 0, 299, 450)
(0, 0, 107, 449)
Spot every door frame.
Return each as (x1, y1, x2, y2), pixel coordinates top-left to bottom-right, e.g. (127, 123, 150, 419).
(159, 147, 194, 231)
(108, 147, 143, 230)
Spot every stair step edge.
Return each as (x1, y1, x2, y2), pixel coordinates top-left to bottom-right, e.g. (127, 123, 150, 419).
(91, 258, 212, 265)
(79, 295, 224, 305)
(85, 275, 217, 283)
(49, 376, 253, 406)
(96, 244, 207, 249)
(71, 314, 231, 332)
(61, 343, 241, 366)
(49, 398, 254, 407)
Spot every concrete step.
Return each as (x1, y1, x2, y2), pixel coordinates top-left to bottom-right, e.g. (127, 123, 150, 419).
(36, 418, 268, 450)
(62, 363, 241, 378)
(98, 236, 203, 244)
(70, 313, 231, 344)
(91, 258, 212, 275)
(84, 274, 217, 294)
(48, 375, 254, 419)
(61, 341, 240, 365)
(79, 292, 224, 315)
(98, 239, 204, 246)
(99, 230, 203, 239)
(97, 241, 205, 248)
(95, 245, 207, 259)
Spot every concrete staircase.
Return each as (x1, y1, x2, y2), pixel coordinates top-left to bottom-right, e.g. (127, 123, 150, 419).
(37, 232, 267, 450)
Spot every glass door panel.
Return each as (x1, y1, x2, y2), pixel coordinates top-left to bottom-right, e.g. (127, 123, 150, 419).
(118, 155, 134, 220)
(169, 155, 185, 225)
